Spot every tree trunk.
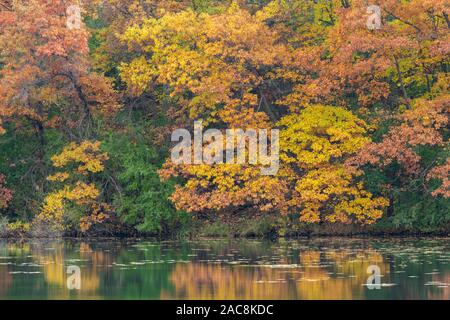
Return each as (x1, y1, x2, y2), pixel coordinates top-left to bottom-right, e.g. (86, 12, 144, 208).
(393, 56, 410, 108)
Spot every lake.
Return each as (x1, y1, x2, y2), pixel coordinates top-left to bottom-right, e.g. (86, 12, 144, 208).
(0, 238, 448, 299)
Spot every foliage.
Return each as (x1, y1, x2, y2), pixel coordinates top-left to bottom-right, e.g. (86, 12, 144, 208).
(0, 220, 32, 238)
(278, 105, 370, 168)
(0, 0, 448, 236)
(6, 221, 31, 233)
(199, 221, 230, 237)
(161, 105, 388, 224)
(238, 217, 274, 238)
(38, 141, 110, 232)
(118, 3, 288, 127)
(0, 0, 120, 137)
(103, 134, 189, 235)
(0, 174, 12, 210)
(0, 216, 8, 237)
(390, 191, 450, 232)
(427, 159, 450, 198)
(278, 106, 388, 224)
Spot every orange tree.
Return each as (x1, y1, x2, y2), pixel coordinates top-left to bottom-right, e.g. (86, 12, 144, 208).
(0, 0, 120, 139)
(0, 0, 120, 219)
(0, 174, 12, 210)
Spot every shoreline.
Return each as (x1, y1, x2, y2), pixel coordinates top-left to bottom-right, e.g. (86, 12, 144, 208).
(1, 233, 449, 241)
(2, 218, 449, 240)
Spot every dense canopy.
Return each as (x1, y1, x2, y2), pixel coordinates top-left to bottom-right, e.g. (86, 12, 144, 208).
(0, 0, 448, 237)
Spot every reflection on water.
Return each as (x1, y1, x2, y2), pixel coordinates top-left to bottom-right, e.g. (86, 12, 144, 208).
(0, 238, 448, 300)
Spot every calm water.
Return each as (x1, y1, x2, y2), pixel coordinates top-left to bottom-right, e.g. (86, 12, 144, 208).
(0, 238, 448, 300)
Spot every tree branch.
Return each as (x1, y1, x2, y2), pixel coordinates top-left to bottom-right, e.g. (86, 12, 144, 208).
(383, 8, 422, 34)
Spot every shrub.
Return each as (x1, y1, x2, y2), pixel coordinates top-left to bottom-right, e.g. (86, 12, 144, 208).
(103, 133, 189, 237)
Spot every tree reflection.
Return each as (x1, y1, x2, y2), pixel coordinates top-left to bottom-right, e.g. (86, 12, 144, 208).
(0, 239, 448, 300)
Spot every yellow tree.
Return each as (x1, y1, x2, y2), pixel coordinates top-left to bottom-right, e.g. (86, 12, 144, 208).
(160, 105, 388, 224)
(122, 2, 388, 225)
(278, 105, 388, 224)
(118, 2, 290, 127)
(38, 141, 111, 232)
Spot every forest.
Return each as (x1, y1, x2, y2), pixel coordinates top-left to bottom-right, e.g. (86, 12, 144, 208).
(0, 0, 448, 238)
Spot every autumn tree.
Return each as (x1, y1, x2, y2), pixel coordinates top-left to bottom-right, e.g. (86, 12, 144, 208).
(0, 0, 447, 234)
(348, 93, 449, 213)
(427, 159, 450, 198)
(118, 2, 291, 127)
(277, 105, 388, 224)
(38, 141, 110, 232)
(85, 0, 223, 78)
(160, 105, 388, 224)
(0, 0, 120, 142)
(0, 174, 12, 210)
(283, 0, 449, 109)
(0, 0, 120, 217)
(122, 2, 389, 225)
(277, 0, 450, 223)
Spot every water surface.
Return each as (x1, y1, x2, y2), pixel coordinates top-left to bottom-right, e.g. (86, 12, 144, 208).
(0, 238, 448, 299)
